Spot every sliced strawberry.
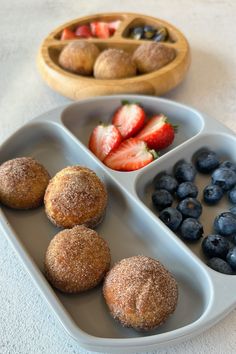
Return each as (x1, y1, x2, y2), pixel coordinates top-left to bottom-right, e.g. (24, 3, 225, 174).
(112, 102, 146, 139)
(108, 20, 121, 35)
(136, 114, 176, 150)
(61, 28, 77, 40)
(89, 124, 122, 161)
(90, 21, 110, 38)
(104, 138, 156, 171)
(75, 25, 92, 38)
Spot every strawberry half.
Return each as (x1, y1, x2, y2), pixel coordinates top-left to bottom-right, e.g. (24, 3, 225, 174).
(89, 124, 122, 161)
(136, 114, 176, 150)
(90, 21, 110, 39)
(61, 28, 77, 40)
(104, 138, 157, 171)
(75, 25, 92, 38)
(108, 20, 121, 35)
(112, 102, 146, 139)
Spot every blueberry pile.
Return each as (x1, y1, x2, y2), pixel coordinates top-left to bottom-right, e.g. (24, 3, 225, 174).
(128, 25, 169, 42)
(151, 149, 236, 275)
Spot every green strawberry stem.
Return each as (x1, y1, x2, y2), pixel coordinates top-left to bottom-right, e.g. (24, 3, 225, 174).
(150, 149, 159, 159)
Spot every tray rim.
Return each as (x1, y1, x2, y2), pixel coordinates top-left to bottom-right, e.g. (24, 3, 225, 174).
(1, 95, 236, 353)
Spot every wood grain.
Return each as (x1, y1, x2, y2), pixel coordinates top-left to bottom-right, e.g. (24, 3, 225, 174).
(37, 12, 190, 100)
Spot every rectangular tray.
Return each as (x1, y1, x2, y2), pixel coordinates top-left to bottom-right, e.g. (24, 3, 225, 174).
(0, 95, 236, 353)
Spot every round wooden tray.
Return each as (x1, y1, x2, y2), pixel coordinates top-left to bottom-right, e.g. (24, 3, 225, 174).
(37, 12, 190, 100)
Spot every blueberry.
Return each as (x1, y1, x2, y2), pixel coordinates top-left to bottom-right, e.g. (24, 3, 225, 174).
(212, 167, 236, 191)
(203, 184, 223, 205)
(207, 257, 233, 275)
(152, 189, 173, 211)
(202, 234, 230, 258)
(195, 150, 220, 173)
(159, 207, 182, 231)
(214, 212, 236, 236)
(130, 27, 144, 39)
(180, 218, 203, 241)
(228, 186, 236, 204)
(143, 25, 155, 39)
(232, 234, 236, 245)
(176, 182, 198, 199)
(153, 173, 178, 194)
(174, 160, 196, 183)
(229, 206, 236, 215)
(177, 197, 202, 219)
(219, 160, 236, 173)
(226, 247, 236, 270)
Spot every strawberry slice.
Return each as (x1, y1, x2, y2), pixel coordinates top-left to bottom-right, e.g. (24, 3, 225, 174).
(108, 20, 121, 35)
(112, 102, 146, 139)
(75, 25, 92, 38)
(90, 21, 110, 38)
(104, 138, 156, 171)
(89, 124, 122, 161)
(61, 28, 77, 40)
(136, 114, 176, 150)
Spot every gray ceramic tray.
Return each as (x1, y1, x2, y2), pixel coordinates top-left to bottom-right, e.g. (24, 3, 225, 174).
(0, 95, 236, 353)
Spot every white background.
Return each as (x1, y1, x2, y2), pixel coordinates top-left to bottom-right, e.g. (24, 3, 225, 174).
(0, 1, 236, 353)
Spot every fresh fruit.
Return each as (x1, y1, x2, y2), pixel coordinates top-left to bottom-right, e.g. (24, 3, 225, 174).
(153, 27, 168, 42)
(212, 167, 236, 191)
(207, 257, 233, 275)
(89, 124, 122, 161)
(153, 173, 178, 194)
(180, 218, 203, 241)
(226, 247, 236, 270)
(130, 27, 144, 40)
(112, 102, 146, 139)
(135, 114, 175, 150)
(176, 182, 198, 200)
(61, 28, 77, 40)
(143, 25, 156, 39)
(230, 206, 236, 215)
(104, 138, 156, 171)
(219, 160, 236, 173)
(152, 189, 173, 211)
(159, 207, 182, 231)
(174, 160, 196, 183)
(90, 21, 110, 39)
(202, 234, 230, 259)
(75, 24, 92, 38)
(232, 234, 236, 244)
(108, 20, 121, 35)
(228, 186, 236, 204)
(203, 184, 224, 205)
(214, 212, 236, 236)
(195, 150, 220, 173)
(177, 197, 202, 219)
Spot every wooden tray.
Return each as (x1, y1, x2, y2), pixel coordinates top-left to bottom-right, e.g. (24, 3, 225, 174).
(37, 12, 191, 100)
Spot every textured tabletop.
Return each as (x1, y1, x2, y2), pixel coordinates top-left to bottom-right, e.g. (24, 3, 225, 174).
(0, 1, 236, 353)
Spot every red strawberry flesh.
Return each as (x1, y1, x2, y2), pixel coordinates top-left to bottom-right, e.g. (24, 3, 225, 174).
(89, 124, 122, 161)
(75, 25, 92, 38)
(104, 138, 154, 171)
(61, 28, 77, 40)
(136, 114, 175, 150)
(90, 21, 110, 38)
(112, 103, 146, 139)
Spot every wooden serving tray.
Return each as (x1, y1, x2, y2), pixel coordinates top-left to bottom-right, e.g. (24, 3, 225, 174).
(37, 12, 190, 100)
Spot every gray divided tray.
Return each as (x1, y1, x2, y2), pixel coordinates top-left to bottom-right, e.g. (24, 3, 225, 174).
(0, 95, 236, 353)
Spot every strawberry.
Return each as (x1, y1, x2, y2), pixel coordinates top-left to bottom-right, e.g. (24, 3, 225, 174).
(108, 20, 121, 35)
(112, 102, 146, 139)
(104, 138, 157, 171)
(136, 114, 176, 150)
(61, 28, 77, 40)
(75, 25, 92, 38)
(90, 21, 110, 39)
(89, 124, 122, 161)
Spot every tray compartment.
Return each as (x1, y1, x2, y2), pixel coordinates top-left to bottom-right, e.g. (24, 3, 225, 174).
(135, 132, 236, 270)
(0, 119, 211, 339)
(61, 96, 204, 167)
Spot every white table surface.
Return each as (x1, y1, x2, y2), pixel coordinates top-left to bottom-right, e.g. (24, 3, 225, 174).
(1, 1, 236, 353)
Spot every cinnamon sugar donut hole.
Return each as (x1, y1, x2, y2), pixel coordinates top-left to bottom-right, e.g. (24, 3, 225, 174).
(103, 255, 178, 331)
(44, 225, 111, 293)
(0, 157, 50, 209)
(44, 166, 107, 229)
